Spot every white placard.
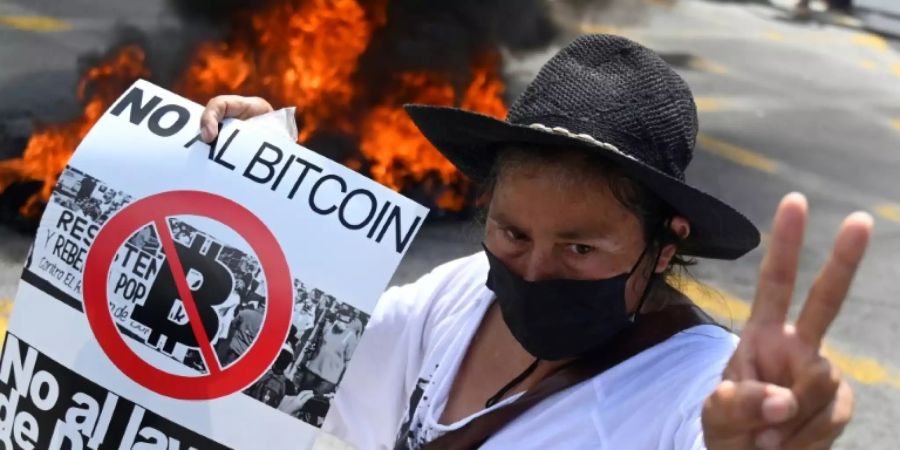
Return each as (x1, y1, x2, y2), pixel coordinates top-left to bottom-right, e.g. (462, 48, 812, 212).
(3, 79, 428, 449)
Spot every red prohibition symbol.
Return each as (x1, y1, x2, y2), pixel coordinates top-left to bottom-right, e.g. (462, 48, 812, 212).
(83, 191, 293, 400)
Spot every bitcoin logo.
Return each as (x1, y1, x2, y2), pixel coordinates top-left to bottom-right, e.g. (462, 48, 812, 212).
(132, 232, 234, 355)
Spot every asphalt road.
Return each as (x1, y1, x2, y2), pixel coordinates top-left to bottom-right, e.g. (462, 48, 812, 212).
(2, 0, 900, 448)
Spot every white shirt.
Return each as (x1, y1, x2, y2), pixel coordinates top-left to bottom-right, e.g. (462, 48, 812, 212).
(323, 252, 737, 449)
(307, 324, 361, 384)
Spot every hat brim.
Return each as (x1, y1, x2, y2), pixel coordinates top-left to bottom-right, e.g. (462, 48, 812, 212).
(405, 104, 760, 260)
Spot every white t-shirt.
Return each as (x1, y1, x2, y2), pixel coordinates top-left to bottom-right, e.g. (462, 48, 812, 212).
(323, 252, 738, 449)
(307, 324, 361, 384)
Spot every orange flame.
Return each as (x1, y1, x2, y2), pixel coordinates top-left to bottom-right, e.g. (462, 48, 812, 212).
(176, 0, 380, 140)
(359, 54, 507, 211)
(0, 46, 149, 217)
(0, 0, 506, 216)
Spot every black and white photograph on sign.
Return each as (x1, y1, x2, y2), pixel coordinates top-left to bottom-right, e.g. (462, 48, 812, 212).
(24, 165, 137, 302)
(242, 281, 370, 428)
(105, 212, 371, 426)
(107, 216, 272, 374)
(37, 164, 375, 427)
(52, 166, 133, 224)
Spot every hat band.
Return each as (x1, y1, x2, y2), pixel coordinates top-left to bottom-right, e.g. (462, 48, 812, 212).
(527, 123, 638, 163)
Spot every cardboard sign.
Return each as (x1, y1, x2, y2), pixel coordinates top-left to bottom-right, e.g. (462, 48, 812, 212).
(4, 80, 428, 449)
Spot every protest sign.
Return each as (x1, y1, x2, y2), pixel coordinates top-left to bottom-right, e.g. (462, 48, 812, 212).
(3, 79, 428, 449)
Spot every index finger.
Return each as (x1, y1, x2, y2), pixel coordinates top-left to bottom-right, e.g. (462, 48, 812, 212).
(795, 212, 872, 347)
(200, 95, 273, 142)
(749, 193, 808, 325)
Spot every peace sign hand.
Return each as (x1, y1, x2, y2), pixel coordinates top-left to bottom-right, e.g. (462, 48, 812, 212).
(702, 193, 873, 450)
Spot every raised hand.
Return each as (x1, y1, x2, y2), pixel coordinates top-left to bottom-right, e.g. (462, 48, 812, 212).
(200, 95, 274, 143)
(702, 193, 873, 449)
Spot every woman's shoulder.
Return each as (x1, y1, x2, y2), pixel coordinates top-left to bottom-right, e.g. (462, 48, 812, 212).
(568, 325, 735, 446)
(626, 323, 736, 374)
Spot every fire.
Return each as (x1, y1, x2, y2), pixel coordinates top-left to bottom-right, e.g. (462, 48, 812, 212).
(0, 0, 507, 217)
(176, 0, 381, 140)
(359, 54, 507, 211)
(0, 46, 149, 217)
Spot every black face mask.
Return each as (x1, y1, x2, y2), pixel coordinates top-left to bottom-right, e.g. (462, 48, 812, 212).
(484, 243, 659, 361)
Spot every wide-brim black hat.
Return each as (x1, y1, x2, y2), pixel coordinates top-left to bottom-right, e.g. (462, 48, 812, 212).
(405, 34, 760, 260)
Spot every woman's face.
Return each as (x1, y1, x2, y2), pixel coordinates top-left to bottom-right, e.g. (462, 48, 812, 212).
(484, 157, 685, 313)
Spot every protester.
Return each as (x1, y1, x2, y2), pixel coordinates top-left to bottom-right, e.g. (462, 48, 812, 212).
(245, 342, 302, 407)
(201, 35, 869, 449)
(299, 317, 361, 395)
(291, 296, 317, 346)
(794, 0, 853, 18)
(218, 300, 264, 366)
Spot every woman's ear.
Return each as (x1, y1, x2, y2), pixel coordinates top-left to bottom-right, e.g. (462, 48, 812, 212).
(655, 216, 690, 273)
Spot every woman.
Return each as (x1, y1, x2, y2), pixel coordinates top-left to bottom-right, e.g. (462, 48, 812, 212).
(201, 35, 869, 449)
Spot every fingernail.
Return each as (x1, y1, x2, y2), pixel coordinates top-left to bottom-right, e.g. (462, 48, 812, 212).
(761, 392, 797, 423)
(755, 429, 782, 449)
(206, 125, 219, 142)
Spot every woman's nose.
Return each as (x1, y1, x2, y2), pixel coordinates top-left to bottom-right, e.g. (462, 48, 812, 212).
(521, 248, 561, 282)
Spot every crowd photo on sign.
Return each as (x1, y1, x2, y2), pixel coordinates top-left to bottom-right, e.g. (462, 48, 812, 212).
(123, 215, 372, 427)
(53, 166, 133, 226)
(241, 280, 369, 428)
(43, 165, 374, 428)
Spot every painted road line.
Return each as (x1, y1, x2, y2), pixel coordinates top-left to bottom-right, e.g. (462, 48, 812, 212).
(0, 15, 72, 32)
(643, 0, 677, 7)
(688, 57, 728, 75)
(891, 118, 900, 131)
(695, 97, 727, 113)
(0, 298, 12, 347)
(858, 59, 878, 71)
(874, 204, 900, 225)
(696, 135, 900, 222)
(852, 33, 890, 53)
(578, 23, 620, 35)
(763, 31, 786, 42)
(679, 279, 900, 388)
(677, 278, 750, 324)
(696, 133, 781, 174)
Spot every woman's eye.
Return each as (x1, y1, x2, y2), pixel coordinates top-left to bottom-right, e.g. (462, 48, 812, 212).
(569, 244, 594, 255)
(504, 228, 526, 242)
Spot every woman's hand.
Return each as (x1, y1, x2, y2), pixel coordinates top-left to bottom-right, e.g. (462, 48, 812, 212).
(199, 95, 274, 143)
(702, 193, 872, 449)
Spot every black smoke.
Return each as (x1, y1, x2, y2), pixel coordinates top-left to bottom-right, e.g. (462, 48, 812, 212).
(358, 0, 557, 84)
(2, 0, 561, 223)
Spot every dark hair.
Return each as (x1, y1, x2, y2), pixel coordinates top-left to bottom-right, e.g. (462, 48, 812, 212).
(479, 144, 696, 280)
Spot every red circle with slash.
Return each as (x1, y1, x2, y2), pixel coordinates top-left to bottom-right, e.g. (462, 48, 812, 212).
(83, 190, 292, 400)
